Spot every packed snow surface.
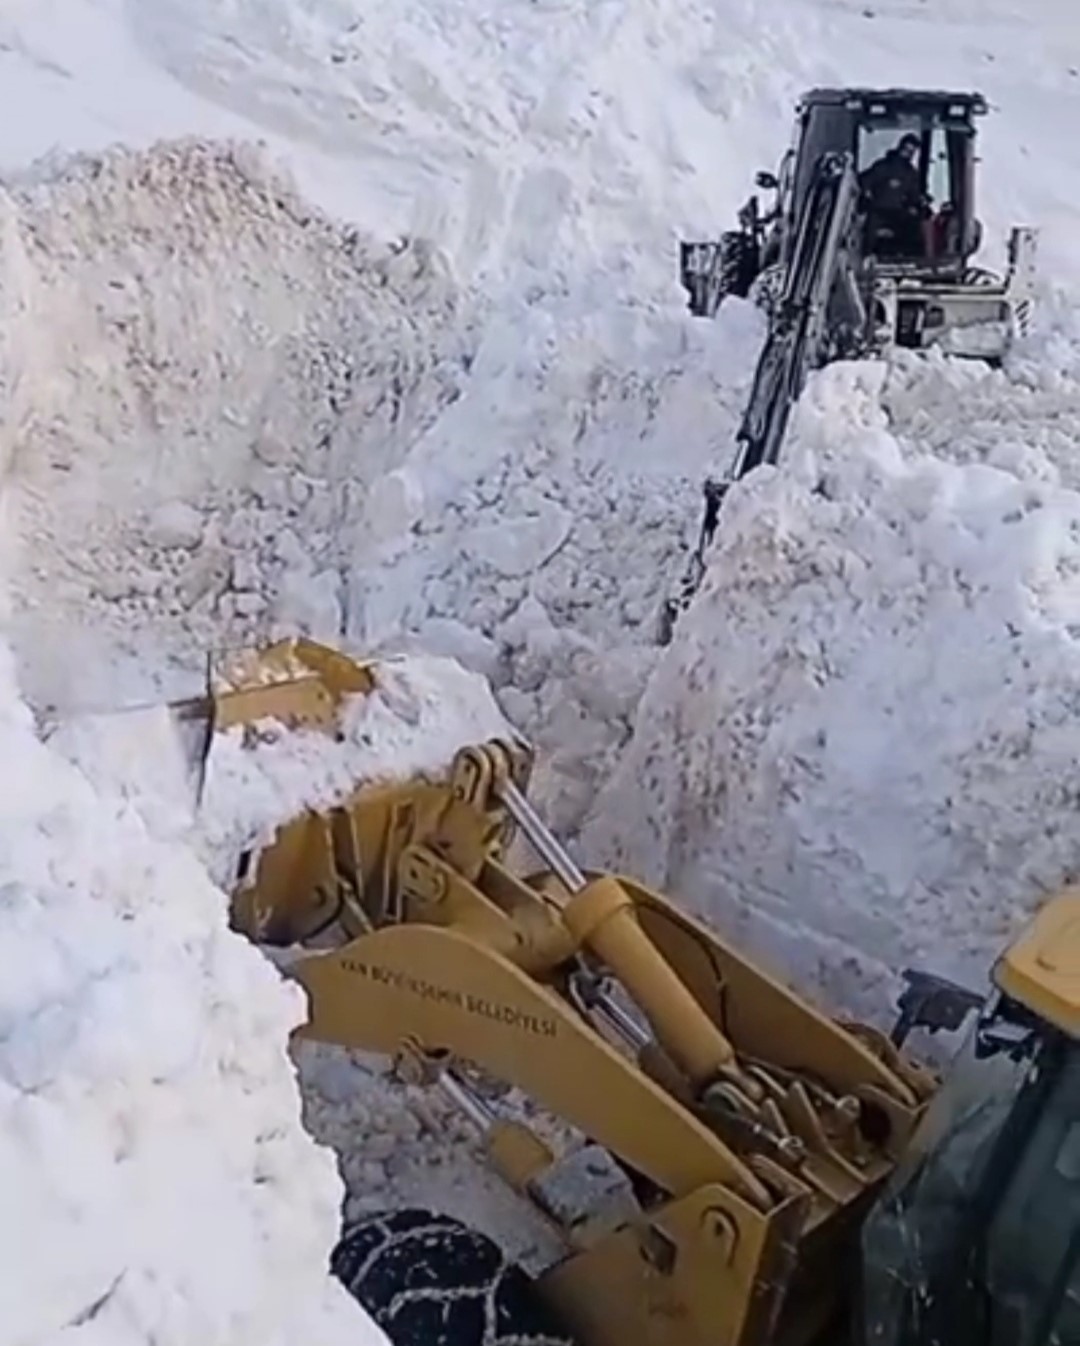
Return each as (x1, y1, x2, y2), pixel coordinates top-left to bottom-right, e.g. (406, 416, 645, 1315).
(6, 0, 1080, 1317)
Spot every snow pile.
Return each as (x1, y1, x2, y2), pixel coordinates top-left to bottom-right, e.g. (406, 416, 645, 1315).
(880, 305, 1080, 494)
(0, 138, 468, 709)
(582, 354, 1080, 1021)
(42, 643, 539, 1265)
(127, 0, 816, 297)
(0, 637, 384, 1346)
(1, 133, 768, 829)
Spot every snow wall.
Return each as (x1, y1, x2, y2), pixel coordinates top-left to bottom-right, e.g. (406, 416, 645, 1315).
(0, 138, 470, 706)
(7, 79, 1080, 1301)
(583, 338, 1080, 1020)
(2, 631, 514, 1343)
(0, 134, 761, 831)
(0, 634, 388, 1345)
(0, 138, 516, 1346)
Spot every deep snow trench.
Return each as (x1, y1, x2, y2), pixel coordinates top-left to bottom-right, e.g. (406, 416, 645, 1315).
(10, 122, 1080, 1280)
(8, 0, 1080, 1331)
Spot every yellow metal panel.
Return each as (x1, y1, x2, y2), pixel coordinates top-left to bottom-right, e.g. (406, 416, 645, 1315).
(538, 1184, 804, 1346)
(291, 922, 773, 1209)
(995, 888, 1080, 1037)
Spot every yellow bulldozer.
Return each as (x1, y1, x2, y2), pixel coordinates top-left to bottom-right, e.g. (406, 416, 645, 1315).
(140, 636, 1080, 1346)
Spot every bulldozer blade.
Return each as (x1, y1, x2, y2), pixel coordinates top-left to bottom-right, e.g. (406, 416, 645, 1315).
(206, 636, 376, 734)
(39, 637, 379, 816)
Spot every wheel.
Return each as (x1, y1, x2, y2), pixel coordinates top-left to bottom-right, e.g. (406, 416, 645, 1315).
(331, 1208, 576, 1346)
(719, 230, 760, 300)
(680, 232, 760, 317)
(748, 261, 784, 319)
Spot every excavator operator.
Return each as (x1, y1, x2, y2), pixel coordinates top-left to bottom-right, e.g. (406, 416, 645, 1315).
(859, 131, 931, 259)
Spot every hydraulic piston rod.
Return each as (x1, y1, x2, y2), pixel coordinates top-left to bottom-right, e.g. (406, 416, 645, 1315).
(497, 778, 739, 1090)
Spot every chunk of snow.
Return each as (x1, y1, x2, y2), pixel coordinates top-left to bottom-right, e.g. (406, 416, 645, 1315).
(146, 501, 205, 551)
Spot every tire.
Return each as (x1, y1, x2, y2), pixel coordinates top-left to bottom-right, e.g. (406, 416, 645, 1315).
(331, 1208, 576, 1346)
(749, 262, 784, 319)
(680, 233, 759, 317)
(720, 231, 759, 300)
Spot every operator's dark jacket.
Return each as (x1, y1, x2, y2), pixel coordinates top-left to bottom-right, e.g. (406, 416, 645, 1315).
(858, 149, 923, 215)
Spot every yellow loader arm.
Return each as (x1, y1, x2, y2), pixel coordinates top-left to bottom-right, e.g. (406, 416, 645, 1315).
(203, 641, 937, 1346)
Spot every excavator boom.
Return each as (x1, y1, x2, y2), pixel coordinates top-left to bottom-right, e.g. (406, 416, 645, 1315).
(661, 150, 862, 638)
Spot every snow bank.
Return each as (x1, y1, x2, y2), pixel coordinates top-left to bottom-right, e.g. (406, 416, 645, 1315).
(0, 636, 385, 1345)
(0, 138, 468, 709)
(0, 131, 769, 830)
(582, 355, 1080, 1021)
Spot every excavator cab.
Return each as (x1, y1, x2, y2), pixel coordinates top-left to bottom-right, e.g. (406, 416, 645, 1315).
(861, 900, 1080, 1344)
(680, 87, 998, 318)
(788, 89, 987, 276)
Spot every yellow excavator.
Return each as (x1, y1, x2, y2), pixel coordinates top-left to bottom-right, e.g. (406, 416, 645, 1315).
(151, 637, 1080, 1346)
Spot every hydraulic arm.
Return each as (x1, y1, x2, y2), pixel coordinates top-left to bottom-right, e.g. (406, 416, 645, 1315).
(661, 152, 860, 640)
(232, 734, 936, 1346)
